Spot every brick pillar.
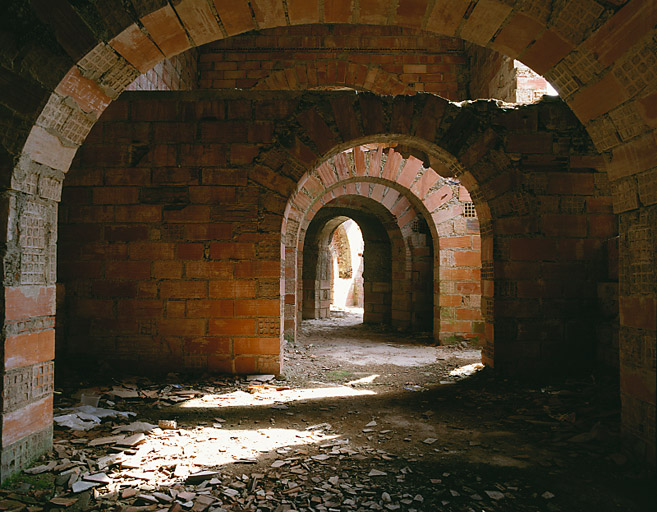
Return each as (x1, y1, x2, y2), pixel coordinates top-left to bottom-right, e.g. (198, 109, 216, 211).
(1, 189, 57, 479)
(301, 242, 332, 320)
(481, 235, 495, 367)
(434, 190, 483, 344)
(283, 246, 297, 340)
(618, 209, 657, 464)
(317, 247, 331, 318)
(390, 243, 411, 330)
(362, 240, 392, 324)
(411, 244, 434, 332)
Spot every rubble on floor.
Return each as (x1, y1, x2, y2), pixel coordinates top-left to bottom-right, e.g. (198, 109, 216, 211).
(2, 369, 652, 512)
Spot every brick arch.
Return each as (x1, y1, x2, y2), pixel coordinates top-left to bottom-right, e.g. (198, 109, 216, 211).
(268, 96, 510, 367)
(252, 60, 415, 95)
(256, 91, 614, 381)
(301, 189, 432, 333)
(282, 143, 486, 346)
(10, 0, 655, 209)
(7, 87, 617, 478)
(2, 0, 656, 476)
(54, 89, 612, 380)
(300, 200, 407, 330)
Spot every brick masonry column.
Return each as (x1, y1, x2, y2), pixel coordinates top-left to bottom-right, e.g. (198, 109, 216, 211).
(410, 243, 433, 332)
(362, 240, 392, 325)
(618, 208, 657, 463)
(283, 246, 297, 340)
(301, 242, 320, 319)
(1, 186, 58, 478)
(317, 247, 332, 318)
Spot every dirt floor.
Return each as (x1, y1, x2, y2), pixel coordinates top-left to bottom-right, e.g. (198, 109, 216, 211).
(2, 309, 654, 511)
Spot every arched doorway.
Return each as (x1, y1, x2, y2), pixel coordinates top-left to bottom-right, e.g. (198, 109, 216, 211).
(3, 0, 652, 471)
(328, 219, 364, 312)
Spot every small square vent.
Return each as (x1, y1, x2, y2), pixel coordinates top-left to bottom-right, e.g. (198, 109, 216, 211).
(463, 201, 476, 218)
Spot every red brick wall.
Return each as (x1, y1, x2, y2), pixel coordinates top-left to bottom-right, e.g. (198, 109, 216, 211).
(2, 0, 654, 479)
(58, 96, 283, 375)
(436, 185, 483, 342)
(467, 45, 512, 101)
(198, 25, 468, 99)
(126, 48, 199, 92)
(58, 91, 613, 380)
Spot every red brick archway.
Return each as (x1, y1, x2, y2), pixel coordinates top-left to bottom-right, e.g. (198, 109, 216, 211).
(2, 0, 655, 477)
(282, 144, 484, 345)
(300, 200, 409, 329)
(303, 195, 432, 330)
(14, 88, 624, 477)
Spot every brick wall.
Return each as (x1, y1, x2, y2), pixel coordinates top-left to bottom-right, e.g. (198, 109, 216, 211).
(437, 184, 483, 342)
(58, 91, 612, 382)
(4, 0, 654, 475)
(198, 25, 468, 99)
(468, 45, 552, 103)
(58, 94, 284, 376)
(126, 48, 199, 92)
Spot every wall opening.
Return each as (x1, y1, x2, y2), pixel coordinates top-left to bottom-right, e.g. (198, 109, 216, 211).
(301, 206, 394, 328)
(329, 219, 364, 315)
(285, 142, 484, 348)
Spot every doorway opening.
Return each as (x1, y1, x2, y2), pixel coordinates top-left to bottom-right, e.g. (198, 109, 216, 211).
(329, 219, 364, 318)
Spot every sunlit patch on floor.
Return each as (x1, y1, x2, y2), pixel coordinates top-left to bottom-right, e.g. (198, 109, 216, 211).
(177, 386, 376, 409)
(346, 374, 379, 386)
(102, 425, 341, 485)
(449, 363, 484, 378)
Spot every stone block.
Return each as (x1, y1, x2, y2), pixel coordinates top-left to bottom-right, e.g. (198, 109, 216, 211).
(173, 0, 223, 46)
(460, 0, 511, 47)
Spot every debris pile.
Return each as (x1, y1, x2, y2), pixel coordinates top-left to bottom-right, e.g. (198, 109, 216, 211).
(2, 330, 652, 512)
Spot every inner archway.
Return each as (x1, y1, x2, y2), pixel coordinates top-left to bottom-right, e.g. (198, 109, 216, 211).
(302, 204, 395, 328)
(283, 142, 486, 350)
(329, 219, 364, 313)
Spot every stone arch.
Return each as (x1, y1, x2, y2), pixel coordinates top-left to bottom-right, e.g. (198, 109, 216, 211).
(2, 0, 655, 476)
(253, 60, 415, 95)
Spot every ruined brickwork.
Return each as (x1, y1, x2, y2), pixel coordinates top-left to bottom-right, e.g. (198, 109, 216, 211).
(198, 25, 468, 99)
(468, 44, 514, 101)
(56, 91, 611, 385)
(1, 0, 655, 479)
(468, 45, 551, 104)
(331, 225, 353, 281)
(287, 146, 482, 342)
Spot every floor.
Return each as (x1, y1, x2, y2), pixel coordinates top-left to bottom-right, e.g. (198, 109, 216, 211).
(2, 309, 653, 511)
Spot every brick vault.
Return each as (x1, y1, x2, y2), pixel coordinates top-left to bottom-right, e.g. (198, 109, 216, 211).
(0, 0, 654, 478)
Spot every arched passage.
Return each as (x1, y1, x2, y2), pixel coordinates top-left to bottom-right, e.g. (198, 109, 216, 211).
(328, 219, 364, 310)
(19, 89, 616, 480)
(1, 0, 654, 476)
(283, 143, 485, 346)
(302, 203, 398, 327)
